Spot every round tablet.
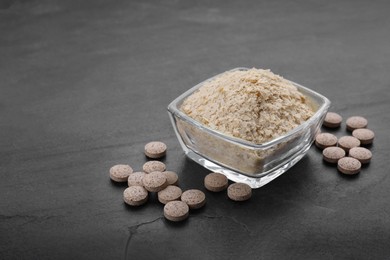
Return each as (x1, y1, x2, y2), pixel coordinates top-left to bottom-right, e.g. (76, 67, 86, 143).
(109, 164, 133, 182)
(142, 161, 166, 173)
(144, 141, 167, 159)
(158, 185, 182, 204)
(349, 147, 372, 164)
(142, 171, 168, 192)
(123, 186, 148, 206)
(164, 201, 189, 222)
(163, 171, 179, 186)
(337, 157, 361, 175)
(204, 172, 228, 192)
(181, 189, 206, 209)
(346, 116, 368, 131)
(128, 171, 146, 187)
(227, 183, 252, 201)
(322, 146, 346, 164)
(315, 133, 338, 150)
(323, 112, 343, 128)
(352, 128, 375, 145)
(338, 136, 360, 152)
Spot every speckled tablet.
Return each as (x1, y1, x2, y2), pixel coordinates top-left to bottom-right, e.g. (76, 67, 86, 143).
(322, 146, 346, 164)
(315, 133, 338, 150)
(128, 171, 146, 187)
(181, 189, 206, 209)
(110, 164, 133, 182)
(123, 186, 148, 206)
(142, 171, 168, 192)
(204, 172, 228, 192)
(163, 201, 189, 222)
(337, 157, 361, 175)
(227, 183, 252, 201)
(158, 185, 182, 204)
(142, 161, 166, 173)
(144, 141, 167, 159)
(323, 112, 342, 128)
(349, 147, 372, 164)
(163, 171, 179, 186)
(352, 128, 375, 145)
(346, 116, 368, 131)
(338, 136, 360, 152)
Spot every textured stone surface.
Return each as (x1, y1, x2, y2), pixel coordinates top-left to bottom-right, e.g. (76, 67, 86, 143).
(1, 0, 390, 259)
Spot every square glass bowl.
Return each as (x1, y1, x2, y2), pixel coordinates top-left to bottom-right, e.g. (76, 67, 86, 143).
(167, 68, 330, 188)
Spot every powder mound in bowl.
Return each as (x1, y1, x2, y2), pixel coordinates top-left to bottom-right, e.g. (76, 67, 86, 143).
(181, 68, 315, 144)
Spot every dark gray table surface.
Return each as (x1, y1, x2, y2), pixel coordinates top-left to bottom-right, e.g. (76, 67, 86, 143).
(1, 0, 390, 259)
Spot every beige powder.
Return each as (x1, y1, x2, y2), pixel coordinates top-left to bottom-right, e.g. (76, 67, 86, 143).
(181, 68, 315, 144)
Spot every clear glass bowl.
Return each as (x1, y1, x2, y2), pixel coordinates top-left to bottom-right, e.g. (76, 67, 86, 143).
(167, 68, 330, 188)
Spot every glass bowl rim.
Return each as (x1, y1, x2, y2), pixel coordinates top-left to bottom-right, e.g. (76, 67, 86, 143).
(167, 67, 330, 149)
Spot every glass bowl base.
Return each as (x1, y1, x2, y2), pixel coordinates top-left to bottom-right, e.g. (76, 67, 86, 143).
(184, 144, 311, 189)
